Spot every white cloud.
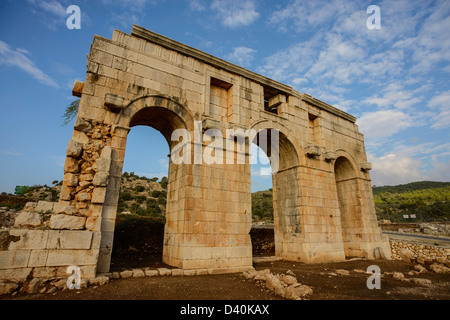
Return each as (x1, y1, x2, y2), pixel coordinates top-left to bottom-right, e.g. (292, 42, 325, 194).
(227, 47, 257, 68)
(428, 90, 450, 129)
(27, 0, 72, 30)
(188, 0, 206, 12)
(369, 153, 425, 186)
(0, 41, 58, 87)
(427, 160, 450, 182)
(211, 0, 259, 28)
(356, 110, 412, 139)
(269, 0, 355, 32)
(363, 83, 426, 111)
(28, 0, 66, 17)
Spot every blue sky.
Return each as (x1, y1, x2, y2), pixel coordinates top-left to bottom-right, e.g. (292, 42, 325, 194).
(0, 0, 449, 194)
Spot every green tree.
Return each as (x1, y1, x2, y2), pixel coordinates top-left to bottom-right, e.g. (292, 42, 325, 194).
(62, 99, 80, 126)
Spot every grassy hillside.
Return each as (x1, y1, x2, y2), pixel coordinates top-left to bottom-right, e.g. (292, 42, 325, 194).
(251, 189, 274, 222)
(373, 181, 450, 223)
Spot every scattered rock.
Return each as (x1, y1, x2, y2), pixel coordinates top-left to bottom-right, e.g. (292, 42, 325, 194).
(0, 281, 19, 295)
(144, 269, 159, 277)
(335, 269, 350, 276)
(157, 268, 171, 276)
(88, 276, 109, 286)
(278, 274, 298, 285)
(411, 278, 432, 286)
(399, 248, 415, 263)
(414, 264, 428, 274)
(286, 270, 296, 276)
(292, 284, 313, 298)
(430, 263, 450, 274)
(120, 270, 133, 278)
(393, 272, 405, 280)
(353, 269, 366, 273)
(132, 269, 145, 277)
(243, 270, 257, 280)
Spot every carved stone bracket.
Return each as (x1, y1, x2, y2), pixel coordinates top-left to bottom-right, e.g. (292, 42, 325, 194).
(104, 93, 125, 112)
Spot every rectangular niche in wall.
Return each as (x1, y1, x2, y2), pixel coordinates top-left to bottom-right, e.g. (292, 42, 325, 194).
(263, 86, 286, 116)
(209, 77, 233, 122)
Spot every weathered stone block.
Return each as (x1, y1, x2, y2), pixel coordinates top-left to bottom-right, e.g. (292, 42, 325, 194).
(46, 249, 98, 267)
(93, 158, 111, 173)
(76, 192, 91, 202)
(14, 212, 42, 228)
(0, 268, 32, 281)
(59, 186, 73, 201)
(92, 188, 107, 204)
(72, 80, 84, 97)
(144, 269, 159, 277)
(74, 117, 93, 133)
(28, 250, 48, 267)
(35, 201, 55, 213)
(53, 204, 74, 216)
(63, 173, 79, 187)
(67, 140, 83, 158)
(8, 230, 48, 250)
(0, 250, 30, 269)
(47, 230, 93, 249)
(104, 93, 125, 112)
(64, 157, 80, 174)
(93, 172, 109, 186)
(50, 215, 86, 230)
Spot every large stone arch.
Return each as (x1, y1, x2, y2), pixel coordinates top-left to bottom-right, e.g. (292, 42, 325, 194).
(97, 95, 195, 273)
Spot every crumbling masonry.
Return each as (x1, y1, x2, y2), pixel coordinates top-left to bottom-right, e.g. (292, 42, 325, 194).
(0, 25, 391, 281)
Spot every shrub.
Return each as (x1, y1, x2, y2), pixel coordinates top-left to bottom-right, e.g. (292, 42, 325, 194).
(133, 185, 146, 193)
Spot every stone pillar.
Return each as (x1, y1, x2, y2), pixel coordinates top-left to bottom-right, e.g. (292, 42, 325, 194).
(163, 137, 253, 271)
(96, 125, 129, 273)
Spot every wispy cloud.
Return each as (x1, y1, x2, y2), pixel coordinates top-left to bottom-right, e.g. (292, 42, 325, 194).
(0, 149, 23, 157)
(100, 0, 163, 29)
(211, 0, 259, 28)
(368, 152, 425, 186)
(0, 41, 58, 87)
(27, 0, 68, 30)
(227, 47, 257, 68)
(357, 110, 413, 140)
(428, 90, 450, 129)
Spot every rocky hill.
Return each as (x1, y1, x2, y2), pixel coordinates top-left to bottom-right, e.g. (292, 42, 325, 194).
(3, 178, 449, 224)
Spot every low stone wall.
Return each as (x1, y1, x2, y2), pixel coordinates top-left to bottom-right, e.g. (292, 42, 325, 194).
(0, 201, 100, 282)
(390, 240, 450, 266)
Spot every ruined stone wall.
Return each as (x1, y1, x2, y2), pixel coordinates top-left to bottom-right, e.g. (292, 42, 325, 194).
(0, 201, 99, 281)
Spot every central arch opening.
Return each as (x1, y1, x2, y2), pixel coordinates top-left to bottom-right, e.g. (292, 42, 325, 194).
(109, 105, 187, 271)
(249, 128, 300, 260)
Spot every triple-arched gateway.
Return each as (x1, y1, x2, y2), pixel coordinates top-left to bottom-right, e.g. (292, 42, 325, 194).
(0, 26, 391, 280)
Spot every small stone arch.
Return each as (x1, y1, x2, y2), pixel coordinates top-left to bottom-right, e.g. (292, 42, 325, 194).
(334, 155, 365, 258)
(249, 119, 303, 259)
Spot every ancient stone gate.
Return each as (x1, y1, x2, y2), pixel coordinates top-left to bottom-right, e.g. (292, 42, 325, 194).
(0, 25, 390, 280)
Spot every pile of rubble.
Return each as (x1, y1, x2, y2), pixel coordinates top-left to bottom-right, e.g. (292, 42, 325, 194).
(390, 240, 450, 266)
(242, 269, 313, 300)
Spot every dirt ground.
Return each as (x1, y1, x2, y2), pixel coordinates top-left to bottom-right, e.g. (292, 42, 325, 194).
(4, 258, 450, 301)
(2, 218, 449, 303)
